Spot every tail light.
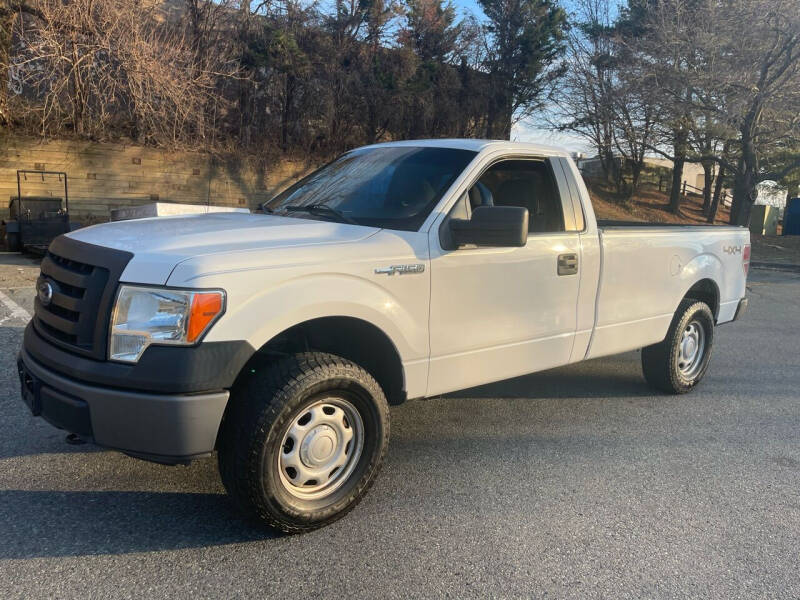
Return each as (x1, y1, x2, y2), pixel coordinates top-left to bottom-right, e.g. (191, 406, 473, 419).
(743, 244, 751, 276)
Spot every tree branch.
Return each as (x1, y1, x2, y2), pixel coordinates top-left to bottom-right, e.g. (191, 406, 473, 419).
(760, 155, 800, 182)
(0, 1, 44, 21)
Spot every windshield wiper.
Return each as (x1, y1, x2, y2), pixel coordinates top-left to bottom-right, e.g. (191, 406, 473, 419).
(283, 204, 359, 226)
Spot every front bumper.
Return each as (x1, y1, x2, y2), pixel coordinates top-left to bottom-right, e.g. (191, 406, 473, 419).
(18, 347, 229, 464)
(24, 321, 253, 394)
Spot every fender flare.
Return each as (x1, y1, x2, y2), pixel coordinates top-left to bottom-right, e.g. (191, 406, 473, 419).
(675, 253, 723, 318)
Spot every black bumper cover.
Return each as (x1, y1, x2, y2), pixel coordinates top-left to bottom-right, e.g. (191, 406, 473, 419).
(24, 322, 253, 393)
(18, 348, 231, 464)
(19, 323, 255, 464)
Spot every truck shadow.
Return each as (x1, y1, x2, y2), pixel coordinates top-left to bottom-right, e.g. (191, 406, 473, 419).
(0, 489, 278, 558)
(444, 352, 652, 399)
(0, 342, 652, 560)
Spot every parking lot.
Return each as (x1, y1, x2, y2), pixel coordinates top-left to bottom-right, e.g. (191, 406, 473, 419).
(1, 261, 799, 599)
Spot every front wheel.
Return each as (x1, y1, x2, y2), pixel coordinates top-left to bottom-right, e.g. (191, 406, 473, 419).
(218, 352, 389, 533)
(642, 299, 715, 394)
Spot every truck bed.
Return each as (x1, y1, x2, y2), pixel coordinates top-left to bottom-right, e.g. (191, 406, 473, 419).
(597, 219, 743, 230)
(586, 222, 750, 361)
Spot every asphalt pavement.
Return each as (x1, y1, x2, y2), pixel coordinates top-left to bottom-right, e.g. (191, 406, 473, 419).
(1, 267, 798, 599)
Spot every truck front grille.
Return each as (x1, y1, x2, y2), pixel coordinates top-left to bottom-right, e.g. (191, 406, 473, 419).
(33, 236, 133, 360)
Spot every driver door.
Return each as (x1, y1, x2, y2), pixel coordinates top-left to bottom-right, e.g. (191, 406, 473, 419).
(426, 158, 582, 396)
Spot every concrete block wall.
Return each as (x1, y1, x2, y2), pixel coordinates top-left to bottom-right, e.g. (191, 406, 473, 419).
(0, 136, 314, 222)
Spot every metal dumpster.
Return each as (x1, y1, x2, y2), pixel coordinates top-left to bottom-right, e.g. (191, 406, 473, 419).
(784, 198, 800, 236)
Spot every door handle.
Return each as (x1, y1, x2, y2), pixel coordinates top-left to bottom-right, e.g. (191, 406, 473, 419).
(557, 253, 578, 276)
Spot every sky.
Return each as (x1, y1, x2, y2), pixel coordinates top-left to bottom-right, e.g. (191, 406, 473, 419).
(453, 0, 483, 20)
(511, 117, 593, 157)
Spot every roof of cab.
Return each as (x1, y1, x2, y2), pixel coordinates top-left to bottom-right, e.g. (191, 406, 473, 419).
(361, 138, 571, 157)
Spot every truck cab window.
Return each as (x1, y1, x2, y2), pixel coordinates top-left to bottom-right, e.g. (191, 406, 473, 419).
(473, 160, 565, 233)
(264, 146, 476, 231)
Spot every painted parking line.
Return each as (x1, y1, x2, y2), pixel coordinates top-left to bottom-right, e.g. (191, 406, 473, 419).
(0, 289, 32, 324)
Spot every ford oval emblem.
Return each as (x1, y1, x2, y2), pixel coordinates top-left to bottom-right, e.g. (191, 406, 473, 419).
(37, 279, 54, 306)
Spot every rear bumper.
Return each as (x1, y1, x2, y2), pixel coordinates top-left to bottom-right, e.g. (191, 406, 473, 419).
(18, 347, 229, 464)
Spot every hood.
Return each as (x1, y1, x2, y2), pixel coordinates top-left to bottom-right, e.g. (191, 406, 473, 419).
(67, 212, 380, 284)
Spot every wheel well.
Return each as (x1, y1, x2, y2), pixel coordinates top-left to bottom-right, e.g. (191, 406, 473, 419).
(684, 279, 720, 321)
(249, 317, 406, 405)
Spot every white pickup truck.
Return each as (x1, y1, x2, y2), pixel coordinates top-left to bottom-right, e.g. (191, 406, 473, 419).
(18, 139, 750, 532)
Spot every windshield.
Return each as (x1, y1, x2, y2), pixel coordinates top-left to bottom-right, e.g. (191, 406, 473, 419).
(264, 146, 476, 231)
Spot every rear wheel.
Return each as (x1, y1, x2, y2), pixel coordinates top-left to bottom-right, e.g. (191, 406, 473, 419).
(218, 352, 389, 533)
(642, 299, 715, 394)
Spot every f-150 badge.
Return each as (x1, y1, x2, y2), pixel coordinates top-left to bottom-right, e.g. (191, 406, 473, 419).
(374, 264, 425, 276)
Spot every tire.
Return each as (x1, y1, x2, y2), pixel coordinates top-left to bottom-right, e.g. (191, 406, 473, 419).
(641, 299, 715, 394)
(218, 352, 390, 533)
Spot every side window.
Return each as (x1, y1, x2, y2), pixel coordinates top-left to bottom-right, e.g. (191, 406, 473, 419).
(472, 159, 565, 234)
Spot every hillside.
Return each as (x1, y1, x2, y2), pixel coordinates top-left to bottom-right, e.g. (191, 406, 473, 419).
(586, 179, 733, 225)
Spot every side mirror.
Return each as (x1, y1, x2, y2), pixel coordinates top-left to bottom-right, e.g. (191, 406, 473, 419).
(450, 206, 529, 248)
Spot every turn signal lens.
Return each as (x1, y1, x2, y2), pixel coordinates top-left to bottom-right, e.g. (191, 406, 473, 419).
(109, 285, 226, 362)
(188, 292, 224, 342)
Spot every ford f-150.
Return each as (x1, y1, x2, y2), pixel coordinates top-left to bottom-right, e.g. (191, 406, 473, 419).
(18, 139, 750, 532)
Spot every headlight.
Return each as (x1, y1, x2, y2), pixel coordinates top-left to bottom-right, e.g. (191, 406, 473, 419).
(109, 285, 225, 363)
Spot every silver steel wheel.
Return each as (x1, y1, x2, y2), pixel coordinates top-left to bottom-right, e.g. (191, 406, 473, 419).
(677, 319, 706, 379)
(277, 397, 364, 500)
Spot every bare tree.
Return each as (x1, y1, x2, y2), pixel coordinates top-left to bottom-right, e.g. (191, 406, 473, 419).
(648, 0, 800, 225)
(706, 140, 733, 224)
(3, 0, 238, 146)
(610, 57, 658, 195)
(556, 0, 661, 197)
(554, 0, 618, 183)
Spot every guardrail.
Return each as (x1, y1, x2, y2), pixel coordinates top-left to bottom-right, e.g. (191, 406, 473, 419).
(665, 179, 732, 208)
(689, 181, 732, 208)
